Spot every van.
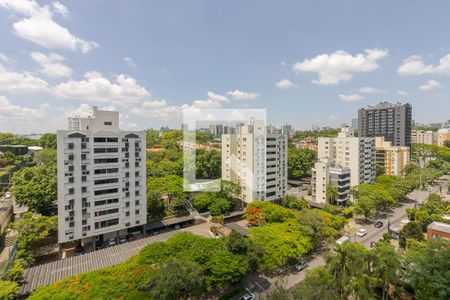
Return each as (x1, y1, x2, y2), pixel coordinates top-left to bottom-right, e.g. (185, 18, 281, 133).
(336, 235, 351, 245)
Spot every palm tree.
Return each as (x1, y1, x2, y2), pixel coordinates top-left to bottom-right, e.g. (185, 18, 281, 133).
(326, 183, 338, 205)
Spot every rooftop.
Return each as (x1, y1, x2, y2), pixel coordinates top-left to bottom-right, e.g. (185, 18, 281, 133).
(427, 221, 450, 234)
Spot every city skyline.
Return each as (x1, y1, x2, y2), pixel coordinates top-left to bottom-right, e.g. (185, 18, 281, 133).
(1, 1, 450, 134)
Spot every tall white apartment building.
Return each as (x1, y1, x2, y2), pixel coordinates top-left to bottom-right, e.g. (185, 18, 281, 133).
(57, 106, 146, 245)
(312, 127, 376, 205)
(317, 127, 376, 187)
(222, 119, 287, 203)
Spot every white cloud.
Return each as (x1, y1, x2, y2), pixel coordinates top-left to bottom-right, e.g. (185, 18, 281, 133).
(359, 86, 383, 94)
(52, 1, 68, 19)
(191, 92, 229, 108)
(124, 57, 137, 68)
(0, 96, 45, 119)
(339, 93, 364, 102)
(0, 53, 10, 63)
(397, 90, 408, 96)
(275, 79, 295, 89)
(292, 48, 388, 85)
(0, 0, 98, 53)
(0, 63, 49, 93)
(226, 90, 259, 100)
(418, 80, 442, 91)
(397, 54, 450, 76)
(52, 71, 150, 105)
(30, 51, 72, 78)
(130, 100, 181, 120)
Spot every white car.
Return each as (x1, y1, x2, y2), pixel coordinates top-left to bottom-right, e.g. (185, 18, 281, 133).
(356, 228, 367, 237)
(5, 192, 12, 199)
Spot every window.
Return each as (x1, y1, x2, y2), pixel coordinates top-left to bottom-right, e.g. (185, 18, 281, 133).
(94, 158, 119, 164)
(94, 208, 119, 217)
(94, 218, 119, 229)
(135, 209, 140, 215)
(68, 143, 74, 149)
(104, 121, 112, 126)
(94, 188, 118, 196)
(94, 178, 119, 185)
(94, 198, 119, 206)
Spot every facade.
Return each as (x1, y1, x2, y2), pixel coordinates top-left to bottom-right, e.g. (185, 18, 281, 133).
(281, 124, 292, 137)
(427, 221, 450, 241)
(411, 130, 436, 145)
(375, 137, 410, 176)
(209, 124, 224, 137)
(312, 127, 376, 205)
(317, 126, 376, 187)
(222, 119, 287, 203)
(358, 102, 412, 146)
(437, 128, 450, 147)
(57, 106, 146, 245)
(311, 160, 351, 204)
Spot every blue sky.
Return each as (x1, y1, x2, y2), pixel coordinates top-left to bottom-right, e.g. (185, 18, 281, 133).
(0, 0, 450, 133)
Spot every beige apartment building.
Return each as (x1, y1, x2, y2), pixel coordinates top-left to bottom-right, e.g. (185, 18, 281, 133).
(375, 137, 410, 176)
(411, 130, 436, 145)
(437, 128, 450, 147)
(221, 119, 287, 204)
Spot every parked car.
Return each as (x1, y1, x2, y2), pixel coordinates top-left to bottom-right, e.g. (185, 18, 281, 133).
(107, 238, 117, 246)
(5, 192, 12, 198)
(239, 289, 255, 300)
(294, 260, 308, 271)
(336, 235, 351, 245)
(119, 236, 127, 244)
(356, 228, 367, 237)
(374, 221, 383, 228)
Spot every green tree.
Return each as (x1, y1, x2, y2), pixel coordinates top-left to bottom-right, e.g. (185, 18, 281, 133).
(246, 201, 296, 223)
(207, 197, 232, 216)
(0, 280, 19, 300)
(404, 240, 450, 300)
(6, 260, 25, 282)
(325, 241, 368, 299)
(288, 148, 317, 179)
(39, 133, 57, 149)
(146, 129, 161, 147)
(399, 221, 424, 248)
(353, 195, 375, 222)
(147, 175, 187, 206)
(33, 148, 57, 165)
(0, 151, 16, 167)
(139, 259, 205, 300)
(293, 267, 339, 300)
(248, 221, 311, 270)
(147, 190, 165, 220)
(371, 243, 400, 300)
(326, 183, 338, 205)
(298, 209, 332, 250)
(282, 194, 308, 210)
(266, 282, 293, 300)
(196, 149, 221, 179)
(205, 250, 248, 289)
(11, 212, 57, 264)
(12, 164, 57, 215)
(220, 180, 241, 200)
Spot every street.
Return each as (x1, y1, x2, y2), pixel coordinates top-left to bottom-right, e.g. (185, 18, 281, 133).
(240, 174, 449, 299)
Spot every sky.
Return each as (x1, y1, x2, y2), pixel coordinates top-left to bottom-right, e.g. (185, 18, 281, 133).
(0, 0, 450, 134)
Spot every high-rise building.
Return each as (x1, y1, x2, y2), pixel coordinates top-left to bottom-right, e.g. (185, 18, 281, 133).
(358, 102, 412, 146)
(209, 124, 224, 137)
(311, 127, 376, 205)
(57, 106, 146, 246)
(375, 137, 410, 176)
(281, 124, 292, 136)
(317, 126, 376, 187)
(221, 119, 287, 203)
(411, 130, 436, 145)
